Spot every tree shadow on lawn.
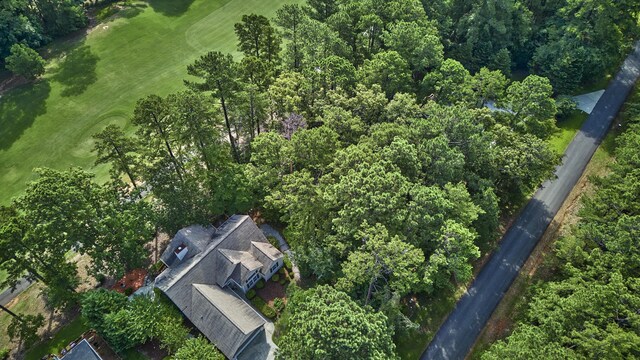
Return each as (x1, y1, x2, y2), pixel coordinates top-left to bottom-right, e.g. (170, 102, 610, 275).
(0, 80, 51, 150)
(146, 0, 196, 17)
(51, 45, 99, 97)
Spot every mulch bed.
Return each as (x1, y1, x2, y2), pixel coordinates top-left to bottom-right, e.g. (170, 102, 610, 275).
(111, 268, 147, 294)
(255, 270, 293, 306)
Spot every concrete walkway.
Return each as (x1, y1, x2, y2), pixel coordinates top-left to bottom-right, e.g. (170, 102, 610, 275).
(260, 224, 301, 283)
(422, 41, 640, 360)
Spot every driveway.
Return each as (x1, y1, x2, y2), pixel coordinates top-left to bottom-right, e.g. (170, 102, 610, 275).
(422, 41, 640, 360)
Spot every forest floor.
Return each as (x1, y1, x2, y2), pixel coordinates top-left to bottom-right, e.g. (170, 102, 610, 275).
(466, 87, 637, 359)
(0, 0, 299, 206)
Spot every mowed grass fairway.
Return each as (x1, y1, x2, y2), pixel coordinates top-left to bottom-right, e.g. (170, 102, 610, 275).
(0, 0, 298, 204)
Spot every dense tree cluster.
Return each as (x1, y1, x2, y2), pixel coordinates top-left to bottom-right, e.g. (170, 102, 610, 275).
(80, 289, 202, 356)
(277, 285, 398, 359)
(482, 94, 640, 359)
(2, 0, 637, 358)
(0, 169, 154, 308)
(0, 0, 87, 72)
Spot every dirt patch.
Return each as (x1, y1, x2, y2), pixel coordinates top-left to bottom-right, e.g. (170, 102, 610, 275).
(0, 75, 30, 95)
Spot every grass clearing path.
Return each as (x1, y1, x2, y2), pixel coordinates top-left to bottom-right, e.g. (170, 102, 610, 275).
(0, 0, 298, 204)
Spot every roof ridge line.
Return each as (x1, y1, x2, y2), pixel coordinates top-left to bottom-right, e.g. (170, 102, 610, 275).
(158, 215, 250, 290)
(192, 284, 259, 335)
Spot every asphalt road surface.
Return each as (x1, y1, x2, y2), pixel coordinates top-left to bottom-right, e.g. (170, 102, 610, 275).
(0, 278, 33, 307)
(421, 41, 640, 360)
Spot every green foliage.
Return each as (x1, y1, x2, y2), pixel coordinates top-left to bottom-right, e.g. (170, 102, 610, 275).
(283, 255, 293, 271)
(251, 296, 276, 319)
(100, 294, 187, 353)
(271, 274, 280, 282)
(7, 314, 44, 349)
(266, 236, 279, 249)
(234, 14, 281, 63)
(0, 348, 8, 360)
(246, 289, 256, 300)
(358, 51, 411, 98)
(273, 297, 285, 313)
(337, 222, 424, 305)
(382, 20, 443, 72)
(5, 44, 45, 79)
(0, 0, 86, 65)
(503, 75, 557, 140)
(173, 337, 224, 360)
(423, 221, 480, 292)
(256, 279, 265, 289)
(277, 285, 398, 359)
(81, 289, 128, 335)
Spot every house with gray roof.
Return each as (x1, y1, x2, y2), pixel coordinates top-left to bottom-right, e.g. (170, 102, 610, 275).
(56, 339, 103, 360)
(155, 215, 284, 359)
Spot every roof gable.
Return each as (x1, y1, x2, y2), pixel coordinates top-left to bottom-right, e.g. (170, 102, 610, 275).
(191, 284, 264, 358)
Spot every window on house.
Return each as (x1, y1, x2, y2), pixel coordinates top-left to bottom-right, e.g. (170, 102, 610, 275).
(270, 262, 279, 273)
(247, 272, 260, 288)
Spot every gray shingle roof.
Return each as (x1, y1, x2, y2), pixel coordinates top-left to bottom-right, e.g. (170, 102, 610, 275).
(191, 284, 265, 358)
(154, 215, 281, 359)
(60, 339, 102, 360)
(160, 225, 216, 267)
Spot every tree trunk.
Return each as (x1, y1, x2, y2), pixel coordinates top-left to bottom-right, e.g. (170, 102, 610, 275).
(0, 304, 23, 322)
(219, 91, 240, 162)
(112, 142, 139, 191)
(152, 113, 184, 182)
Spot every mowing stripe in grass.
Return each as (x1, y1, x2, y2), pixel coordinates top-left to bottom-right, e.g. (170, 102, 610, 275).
(0, 0, 300, 205)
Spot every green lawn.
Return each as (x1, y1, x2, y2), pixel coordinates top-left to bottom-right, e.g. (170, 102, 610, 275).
(548, 110, 589, 155)
(24, 316, 89, 360)
(0, 0, 299, 205)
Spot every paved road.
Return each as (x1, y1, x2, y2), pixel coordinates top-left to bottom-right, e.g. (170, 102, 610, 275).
(422, 42, 640, 360)
(0, 278, 33, 306)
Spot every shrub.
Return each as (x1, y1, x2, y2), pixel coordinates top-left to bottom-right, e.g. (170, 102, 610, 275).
(95, 273, 106, 285)
(81, 289, 128, 334)
(279, 278, 287, 285)
(251, 297, 276, 319)
(5, 44, 45, 80)
(149, 261, 165, 276)
(271, 274, 280, 282)
(283, 255, 293, 271)
(124, 287, 134, 296)
(0, 348, 9, 360)
(556, 96, 578, 120)
(256, 279, 265, 289)
(266, 236, 280, 249)
(246, 289, 256, 300)
(273, 298, 285, 313)
(278, 267, 286, 275)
